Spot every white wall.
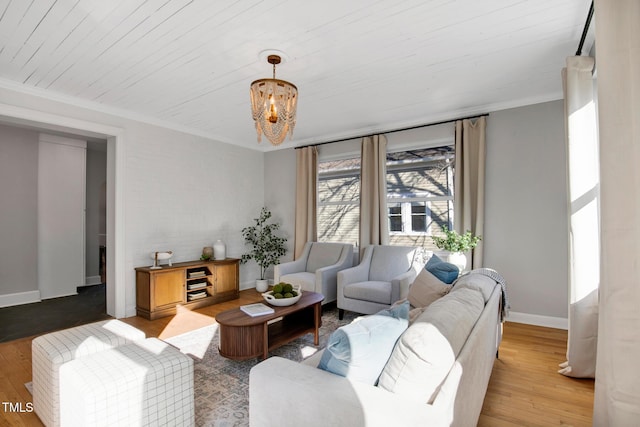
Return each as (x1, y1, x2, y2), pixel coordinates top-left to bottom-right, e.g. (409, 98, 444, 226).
(0, 85, 265, 316)
(85, 147, 107, 285)
(0, 124, 39, 305)
(264, 101, 569, 326)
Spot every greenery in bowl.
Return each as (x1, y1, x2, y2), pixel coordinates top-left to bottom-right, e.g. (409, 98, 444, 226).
(431, 227, 481, 253)
(240, 207, 287, 280)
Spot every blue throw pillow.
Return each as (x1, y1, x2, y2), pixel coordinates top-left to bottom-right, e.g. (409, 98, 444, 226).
(425, 254, 459, 284)
(318, 301, 409, 385)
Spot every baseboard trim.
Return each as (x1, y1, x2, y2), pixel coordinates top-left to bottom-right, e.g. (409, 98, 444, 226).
(507, 311, 568, 330)
(0, 290, 41, 308)
(83, 275, 102, 286)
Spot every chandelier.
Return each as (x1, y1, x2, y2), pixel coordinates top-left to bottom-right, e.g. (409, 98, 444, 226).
(249, 54, 298, 146)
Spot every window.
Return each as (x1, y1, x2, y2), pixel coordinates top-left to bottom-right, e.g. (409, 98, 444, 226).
(387, 147, 454, 250)
(317, 157, 360, 245)
(317, 145, 455, 251)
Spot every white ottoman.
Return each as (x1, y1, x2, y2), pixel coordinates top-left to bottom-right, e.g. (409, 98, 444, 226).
(32, 319, 146, 427)
(59, 338, 195, 427)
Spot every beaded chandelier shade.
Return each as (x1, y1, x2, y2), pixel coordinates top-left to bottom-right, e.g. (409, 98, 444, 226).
(250, 55, 298, 146)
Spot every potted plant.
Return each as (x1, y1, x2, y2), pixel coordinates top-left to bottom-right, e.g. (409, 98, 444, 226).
(431, 227, 481, 271)
(241, 207, 288, 292)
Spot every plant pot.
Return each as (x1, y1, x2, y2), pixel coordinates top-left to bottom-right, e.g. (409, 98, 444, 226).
(256, 279, 269, 293)
(447, 252, 467, 272)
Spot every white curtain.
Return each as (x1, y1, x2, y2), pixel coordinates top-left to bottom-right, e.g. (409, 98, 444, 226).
(294, 146, 318, 259)
(359, 134, 389, 249)
(593, 0, 640, 424)
(559, 56, 599, 379)
(454, 117, 486, 269)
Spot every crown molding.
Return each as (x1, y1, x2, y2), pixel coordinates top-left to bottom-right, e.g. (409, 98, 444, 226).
(0, 77, 242, 148)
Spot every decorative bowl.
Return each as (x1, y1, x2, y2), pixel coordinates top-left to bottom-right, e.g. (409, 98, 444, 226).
(262, 284, 302, 306)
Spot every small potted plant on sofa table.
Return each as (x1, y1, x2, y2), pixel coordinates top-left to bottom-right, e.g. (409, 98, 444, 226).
(241, 207, 288, 292)
(431, 227, 481, 271)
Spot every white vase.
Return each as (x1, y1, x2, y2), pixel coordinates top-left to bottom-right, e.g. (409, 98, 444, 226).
(213, 239, 226, 260)
(447, 251, 467, 272)
(256, 279, 269, 293)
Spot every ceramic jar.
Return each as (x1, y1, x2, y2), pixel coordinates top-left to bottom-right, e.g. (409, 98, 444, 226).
(213, 240, 226, 260)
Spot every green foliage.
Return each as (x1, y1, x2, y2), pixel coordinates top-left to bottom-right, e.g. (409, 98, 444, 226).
(240, 207, 288, 280)
(431, 227, 481, 253)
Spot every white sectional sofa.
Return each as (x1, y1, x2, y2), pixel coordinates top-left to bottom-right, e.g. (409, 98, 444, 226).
(249, 272, 503, 427)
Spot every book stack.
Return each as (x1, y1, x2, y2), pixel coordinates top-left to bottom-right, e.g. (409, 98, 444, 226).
(187, 281, 207, 291)
(187, 290, 208, 301)
(240, 303, 275, 317)
(188, 270, 207, 279)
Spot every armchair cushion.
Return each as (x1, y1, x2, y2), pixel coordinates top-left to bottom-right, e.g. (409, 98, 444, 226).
(318, 301, 410, 385)
(343, 281, 393, 305)
(425, 254, 459, 284)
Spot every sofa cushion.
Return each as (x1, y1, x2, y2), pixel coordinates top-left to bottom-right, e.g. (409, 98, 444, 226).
(408, 268, 451, 308)
(318, 301, 409, 385)
(306, 243, 343, 272)
(425, 254, 459, 284)
(377, 287, 484, 403)
(450, 272, 497, 303)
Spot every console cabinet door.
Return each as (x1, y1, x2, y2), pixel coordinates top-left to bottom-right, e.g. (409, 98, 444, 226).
(214, 262, 239, 295)
(152, 269, 185, 308)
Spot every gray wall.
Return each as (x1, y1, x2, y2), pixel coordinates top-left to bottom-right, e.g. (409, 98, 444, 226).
(0, 124, 39, 295)
(264, 100, 569, 322)
(484, 100, 568, 320)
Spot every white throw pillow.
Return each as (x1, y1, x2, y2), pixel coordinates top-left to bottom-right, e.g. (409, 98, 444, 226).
(318, 301, 409, 385)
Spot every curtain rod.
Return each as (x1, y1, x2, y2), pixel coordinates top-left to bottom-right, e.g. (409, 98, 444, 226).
(575, 0, 594, 56)
(294, 112, 489, 150)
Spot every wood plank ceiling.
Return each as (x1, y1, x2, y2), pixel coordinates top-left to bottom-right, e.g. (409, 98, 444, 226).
(0, 0, 592, 150)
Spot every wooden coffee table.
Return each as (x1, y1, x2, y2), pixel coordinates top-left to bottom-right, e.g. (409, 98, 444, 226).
(215, 291, 324, 360)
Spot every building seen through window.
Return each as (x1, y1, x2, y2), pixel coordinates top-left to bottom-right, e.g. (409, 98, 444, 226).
(317, 145, 454, 252)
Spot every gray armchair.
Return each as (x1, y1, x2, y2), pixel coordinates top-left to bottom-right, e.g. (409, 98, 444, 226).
(274, 242, 354, 305)
(337, 245, 418, 319)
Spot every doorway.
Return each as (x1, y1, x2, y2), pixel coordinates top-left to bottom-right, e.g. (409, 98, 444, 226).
(0, 102, 126, 318)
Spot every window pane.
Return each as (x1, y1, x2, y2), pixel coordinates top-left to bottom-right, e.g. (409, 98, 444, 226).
(387, 147, 454, 198)
(318, 175, 359, 203)
(411, 202, 427, 232)
(318, 157, 361, 243)
(386, 145, 454, 248)
(318, 204, 359, 243)
(430, 200, 453, 232)
(411, 203, 426, 214)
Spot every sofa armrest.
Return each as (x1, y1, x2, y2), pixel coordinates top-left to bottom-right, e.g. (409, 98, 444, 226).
(250, 357, 452, 427)
(390, 268, 418, 302)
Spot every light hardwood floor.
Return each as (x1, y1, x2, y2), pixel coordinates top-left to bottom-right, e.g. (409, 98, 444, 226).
(0, 289, 594, 426)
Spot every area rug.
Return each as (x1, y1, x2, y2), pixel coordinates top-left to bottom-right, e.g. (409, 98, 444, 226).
(166, 306, 357, 427)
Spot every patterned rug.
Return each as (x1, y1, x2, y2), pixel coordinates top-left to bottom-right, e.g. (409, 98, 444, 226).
(165, 306, 357, 427)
